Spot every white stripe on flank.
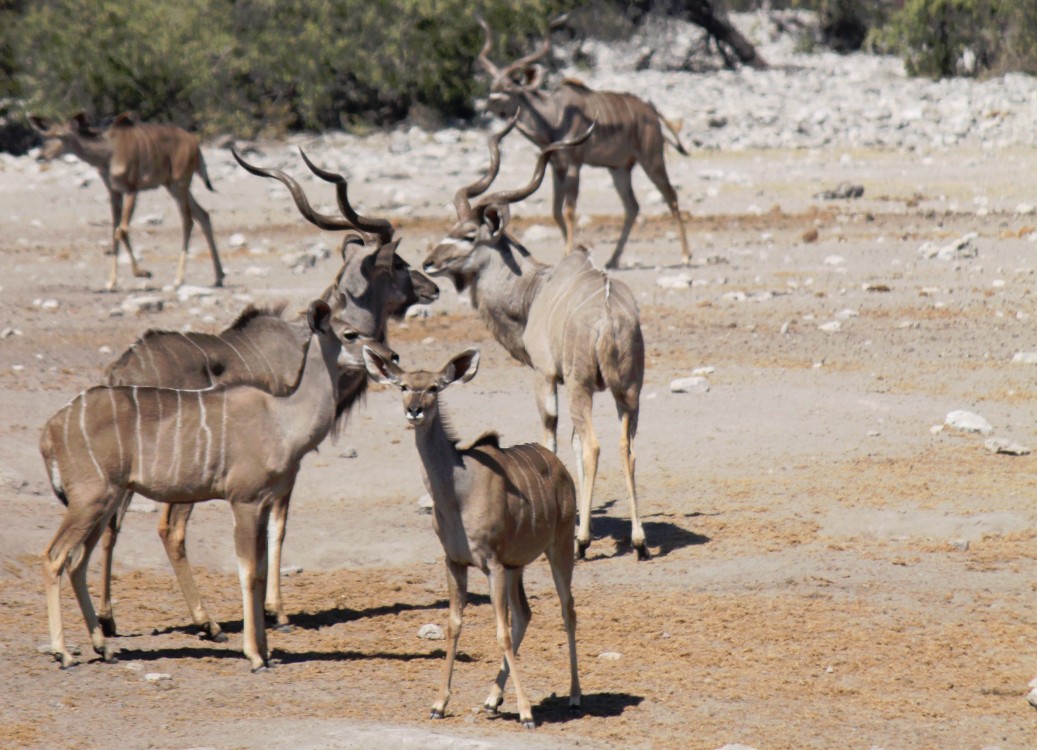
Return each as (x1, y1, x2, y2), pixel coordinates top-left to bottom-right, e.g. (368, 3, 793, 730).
(132, 387, 144, 482)
(171, 391, 183, 485)
(107, 388, 124, 469)
(176, 332, 215, 386)
(198, 391, 212, 475)
(79, 393, 105, 481)
(144, 344, 162, 385)
(151, 389, 164, 478)
(222, 339, 255, 376)
(219, 389, 228, 475)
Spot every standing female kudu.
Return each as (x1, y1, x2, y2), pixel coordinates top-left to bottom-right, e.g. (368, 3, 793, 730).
(425, 126, 649, 560)
(39, 300, 366, 671)
(364, 346, 580, 728)
(29, 113, 224, 290)
(90, 150, 435, 641)
(477, 15, 691, 269)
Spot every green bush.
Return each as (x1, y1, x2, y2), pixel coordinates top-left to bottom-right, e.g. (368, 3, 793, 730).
(874, 0, 1037, 77)
(12, 0, 569, 136)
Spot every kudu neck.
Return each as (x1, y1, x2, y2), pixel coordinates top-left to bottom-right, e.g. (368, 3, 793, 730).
(275, 331, 340, 452)
(66, 133, 114, 170)
(412, 407, 466, 505)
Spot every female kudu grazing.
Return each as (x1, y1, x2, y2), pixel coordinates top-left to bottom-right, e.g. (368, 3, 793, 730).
(425, 127, 649, 560)
(90, 149, 435, 641)
(40, 300, 364, 671)
(477, 15, 691, 269)
(29, 113, 224, 290)
(364, 346, 580, 729)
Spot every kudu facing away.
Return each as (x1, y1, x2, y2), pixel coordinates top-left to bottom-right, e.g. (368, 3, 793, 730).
(425, 125, 649, 560)
(478, 15, 691, 269)
(92, 149, 436, 641)
(364, 346, 580, 728)
(40, 300, 364, 671)
(28, 113, 224, 290)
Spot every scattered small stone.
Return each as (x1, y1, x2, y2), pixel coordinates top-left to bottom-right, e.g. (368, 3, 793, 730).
(823, 255, 845, 266)
(950, 539, 969, 551)
(144, 672, 172, 682)
(818, 320, 842, 332)
(521, 224, 555, 244)
(670, 376, 710, 394)
(418, 623, 444, 641)
(945, 410, 993, 435)
(121, 296, 165, 315)
(984, 438, 1030, 456)
(657, 273, 692, 290)
(1011, 352, 1037, 364)
(692, 366, 715, 376)
(177, 285, 215, 303)
(815, 182, 864, 200)
(280, 565, 303, 577)
(801, 228, 819, 243)
(228, 232, 247, 249)
(421, 336, 436, 345)
(919, 233, 978, 261)
(417, 493, 434, 513)
(405, 305, 432, 319)
(863, 283, 891, 292)
(127, 497, 158, 513)
(0, 327, 23, 338)
(124, 661, 144, 672)
(598, 651, 622, 661)
(339, 447, 359, 459)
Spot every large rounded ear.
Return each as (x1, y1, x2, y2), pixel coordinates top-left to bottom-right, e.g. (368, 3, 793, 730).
(441, 348, 480, 386)
(307, 299, 332, 334)
(480, 205, 509, 241)
(374, 238, 400, 273)
(112, 112, 135, 128)
(71, 112, 90, 131)
(519, 65, 544, 90)
(363, 345, 402, 385)
(27, 115, 49, 133)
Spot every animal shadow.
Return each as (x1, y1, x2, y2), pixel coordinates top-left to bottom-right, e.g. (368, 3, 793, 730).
(487, 691, 643, 726)
(588, 499, 710, 559)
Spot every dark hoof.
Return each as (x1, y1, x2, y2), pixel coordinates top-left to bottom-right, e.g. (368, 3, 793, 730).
(55, 652, 76, 669)
(576, 540, 589, 560)
(483, 696, 503, 715)
(568, 703, 583, 715)
(275, 623, 293, 634)
(135, 270, 153, 279)
(201, 625, 228, 643)
(429, 709, 445, 720)
(250, 663, 270, 674)
(214, 277, 225, 288)
(521, 719, 536, 730)
(635, 543, 650, 561)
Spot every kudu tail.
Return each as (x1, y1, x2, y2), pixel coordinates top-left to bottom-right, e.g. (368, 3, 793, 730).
(651, 103, 689, 157)
(197, 152, 215, 192)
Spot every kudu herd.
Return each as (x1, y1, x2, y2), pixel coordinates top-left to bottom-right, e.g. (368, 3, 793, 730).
(29, 113, 225, 290)
(35, 14, 677, 729)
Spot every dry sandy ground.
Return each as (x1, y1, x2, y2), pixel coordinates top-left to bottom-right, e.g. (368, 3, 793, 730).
(2, 136, 1037, 750)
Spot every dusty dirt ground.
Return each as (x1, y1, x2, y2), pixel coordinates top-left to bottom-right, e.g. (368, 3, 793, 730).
(2, 138, 1037, 750)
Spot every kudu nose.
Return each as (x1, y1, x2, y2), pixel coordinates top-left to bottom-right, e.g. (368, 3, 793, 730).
(407, 407, 424, 421)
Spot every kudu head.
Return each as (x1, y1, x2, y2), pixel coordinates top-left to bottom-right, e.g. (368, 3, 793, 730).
(423, 121, 592, 291)
(364, 346, 480, 428)
(476, 14, 570, 119)
(28, 112, 99, 161)
(232, 147, 438, 338)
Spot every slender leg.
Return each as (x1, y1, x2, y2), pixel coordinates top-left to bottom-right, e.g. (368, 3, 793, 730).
(487, 564, 534, 728)
(570, 388, 600, 559)
(642, 159, 691, 265)
(562, 167, 580, 255)
(98, 492, 132, 637)
(484, 569, 532, 713)
(431, 559, 468, 720)
(605, 167, 639, 270)
(69, 515, 119, 663)
(116, 191, 151, 281)
(106, 191, 124, 291)
(168, 185, 193, 289)
(230, 500, 270, 671)
(550, 165, 567, 246)
(264, 491, 292, 630)
(157, 502, 226, 641)
(546, 524, 581, 708)
(534, 375, 559, 453)
(187, 190, 224, 287)
(618, 405, 648, 559)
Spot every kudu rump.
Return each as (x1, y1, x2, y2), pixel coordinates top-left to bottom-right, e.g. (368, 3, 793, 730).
(39, 300, 368, 671)
(365, 346, 580, 729)
(29, 113, 224, 290)
(425, 121, 649, 560)
(478, 15, 691, 269)
(90, 149, 434, 641)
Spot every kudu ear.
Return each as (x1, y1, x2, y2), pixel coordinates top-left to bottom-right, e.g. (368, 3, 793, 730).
(71, 112, 90, 131)
(374, 239, 400, 273)
(112, 112, 136, 128)
(441, 348, 480, 387)
(27, 115, 49, 133)
(363, 345, 401, 385)
(519, 65, 544, 90)
(306, 299, 333, 334)
(480, 205, 510, 241)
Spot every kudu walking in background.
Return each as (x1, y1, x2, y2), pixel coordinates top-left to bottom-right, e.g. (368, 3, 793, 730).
(29, 113, 224, 290)
(477, 15, 691, 269)
(364, 346, 580, 728)
(90, 149, 435, 641)
(39, 300, 366, 671)
(425, 122, 649, 560)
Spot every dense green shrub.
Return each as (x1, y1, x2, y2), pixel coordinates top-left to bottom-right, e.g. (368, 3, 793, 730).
(13, 0, 567, 136)
(874, 0, 1037, 77)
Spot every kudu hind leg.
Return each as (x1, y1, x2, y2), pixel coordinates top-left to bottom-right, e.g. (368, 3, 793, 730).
(643, 160, 691, 265)
(535, 376, 559, 453)
(98, 492, 132, 637)
(264, 491, 292, 631)
(484, 569, 532, 713)
(570, 390, 600, 559)
(618, 404, 648, 559)
(487, 565, 535, 728)
(69, 515, 120, 663)
(432, 559, 468, 720)
(158, 502, 226, 642)
(109, 190, 150, 291)
(546, 526, 581, 708)
(605, 167, 639, 270)
(185, 188, 224, 287)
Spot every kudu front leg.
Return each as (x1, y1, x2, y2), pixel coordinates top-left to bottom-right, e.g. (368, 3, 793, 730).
(618, 407, 648, 560)
(432, 559, 468, 721)
(108, 190, 151, 291)
(483, 569, 532, 714)
(570, 391, 600, 560)
(605, 167, 639, 270)
(487, 565, 535, 728)
(157, 502, 226, 642)
(231, 501, 271, 672)
(187, 191, 224, 287)
(97, 492, 132, 637)
(68, 517, 119, 664)
(264, 491, 293, 631)
(562, 167, 580, 255)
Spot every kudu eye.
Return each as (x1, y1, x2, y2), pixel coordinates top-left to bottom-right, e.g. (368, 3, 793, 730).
(342, 330, 360, 342)
(400, 384, 409, 393)
(427, 384, 439, 394)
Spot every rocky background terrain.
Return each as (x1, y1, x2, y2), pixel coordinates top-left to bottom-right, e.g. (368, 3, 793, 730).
(2, 13, 1037, 750)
